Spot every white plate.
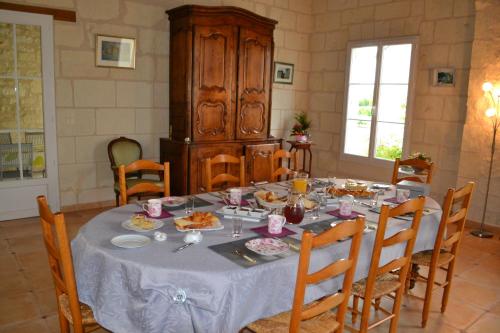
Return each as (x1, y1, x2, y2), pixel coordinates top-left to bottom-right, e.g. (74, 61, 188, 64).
(122, 219, 164, 232)
(254, 191, 287, 209)
(174, 216, 224, 232)
(111, 235, 151, 248)
(161, 196, 187, 207)
(245, 238, 289, 256)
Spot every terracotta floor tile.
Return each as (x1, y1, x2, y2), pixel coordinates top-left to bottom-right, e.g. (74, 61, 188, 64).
(448, 277, 500, 310)
(0, 270, 31, 297)
(465, 312, 500, 333)
(42, 314, 59, 333)
(488, 301, 500, 315)
(7, 234, 45, 255)
(0, 292, 39, 326)
(0, 318, 50, 333)
(33, 288, 58, 317)
(0, 219, 40, 239)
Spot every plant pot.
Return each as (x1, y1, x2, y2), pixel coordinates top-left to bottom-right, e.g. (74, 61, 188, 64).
(295, 135, 308, 142)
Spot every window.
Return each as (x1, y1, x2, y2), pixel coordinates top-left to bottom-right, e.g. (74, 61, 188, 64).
(342, 38, 417, 163)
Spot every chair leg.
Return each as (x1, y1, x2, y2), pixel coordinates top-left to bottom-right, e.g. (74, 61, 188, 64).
(57, 310, 70, 333)
(405, 263, 413, 293)
(352, 295, 359, 324)
(115, 192, 119, 207)
(374, 298, 381, 311)
(441, 261, 455, 313)
(359, 296, 371, 333)
(389, 288, 404, 333)
(421, 263, 437, 328)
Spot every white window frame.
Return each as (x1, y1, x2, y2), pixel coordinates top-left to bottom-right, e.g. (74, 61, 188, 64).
(340, 37, 419, 168)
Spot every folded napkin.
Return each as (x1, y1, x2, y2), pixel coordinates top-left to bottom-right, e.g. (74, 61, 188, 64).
(250, 226, 296, 238)
(218, 199, 250, 207)
(135, 210, 174, 219)
(326, 209, 363, 220)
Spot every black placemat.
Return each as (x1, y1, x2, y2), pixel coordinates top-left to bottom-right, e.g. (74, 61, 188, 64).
(208, 236, 300, 268)
(299, 217, 340, 234)
(162, 196, 214, 211)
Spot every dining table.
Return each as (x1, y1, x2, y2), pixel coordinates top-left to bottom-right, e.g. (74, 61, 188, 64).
(71, 179, 442, 333)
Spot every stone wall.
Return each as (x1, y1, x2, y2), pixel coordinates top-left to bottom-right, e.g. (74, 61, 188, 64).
(457, 0, 500, 226)
(8, 0, 312, 209)
(308, 0, 475, 204)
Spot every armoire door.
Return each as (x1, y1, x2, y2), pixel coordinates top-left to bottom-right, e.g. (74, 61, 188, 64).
(192, 25, 237, 142)
(236, 28, 273, 140)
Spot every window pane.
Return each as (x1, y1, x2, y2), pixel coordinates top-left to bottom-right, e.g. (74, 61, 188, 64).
(374, 122, 404, 160)
(345, 120, 371, 157)
(349, 46, 377, 84)
(16, 25, 41, 77)
(380, 44, 412, 84)
(346, 84, 374, 120)
(377, 85, 408, 123)
(0, 23, 14, 76)
(18, 79, 44, 129)
(0, 79, 17, 129)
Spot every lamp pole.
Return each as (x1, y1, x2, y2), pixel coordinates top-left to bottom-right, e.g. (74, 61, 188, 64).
(471, 82, 499, 238)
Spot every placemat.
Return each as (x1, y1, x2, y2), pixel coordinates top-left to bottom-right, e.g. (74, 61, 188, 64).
(383, 197, 399, 204)
(134, 210, 174, 219)
(208, 236, 300, 268)
(326, 209, 364, 219)
(250, 226, 296, 238)
(299, 217, 339, 234)
(162, 196, 214, 211)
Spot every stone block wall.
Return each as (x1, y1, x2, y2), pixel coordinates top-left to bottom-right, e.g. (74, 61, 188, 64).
(8, 0, 312, 209)
(457, 0, 500, 226)
(308, 0, 475, 204)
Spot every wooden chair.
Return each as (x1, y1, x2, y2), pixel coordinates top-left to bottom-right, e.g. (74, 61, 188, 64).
(270, 149, 297, 181)
(108, 136, 143, 206)
(391, 158, 434, 185)
(37, 196, 101, 333)
(205, 154, 245, 192)
(348, 197, 425, 333)
(118, 160, 170, 206)
(406, 182, 475, 327)
(246, 217, 366, 333)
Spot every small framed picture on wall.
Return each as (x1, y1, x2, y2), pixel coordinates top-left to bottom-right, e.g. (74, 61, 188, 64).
(273, 62, 294, 84)
(432, 68, 455, 87)
(96, 35, 136, 69)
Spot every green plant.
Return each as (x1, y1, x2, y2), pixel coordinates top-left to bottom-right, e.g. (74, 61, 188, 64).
(290, 111, 311, 136)
(408, 151, 431, 162)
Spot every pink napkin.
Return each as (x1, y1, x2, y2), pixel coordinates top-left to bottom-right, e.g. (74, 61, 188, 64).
(250, 226, 296, 238)
(134, 210, 174, 219)
(218, 199, 250, 207)
(326, 209, 364, 220)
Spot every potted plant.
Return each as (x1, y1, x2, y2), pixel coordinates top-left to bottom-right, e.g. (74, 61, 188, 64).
(408, 152, 431, 172)
(290, 112, 311, 142)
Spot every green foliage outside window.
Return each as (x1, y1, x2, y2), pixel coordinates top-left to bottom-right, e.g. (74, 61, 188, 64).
(358, 98, 372, 117)
(375, 144, 402, 160)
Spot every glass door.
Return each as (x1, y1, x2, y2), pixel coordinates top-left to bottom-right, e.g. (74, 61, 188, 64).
(0, 10, 59, 220)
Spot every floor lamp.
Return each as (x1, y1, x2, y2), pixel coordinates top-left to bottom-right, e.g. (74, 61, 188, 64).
(471, 81, 499, 238)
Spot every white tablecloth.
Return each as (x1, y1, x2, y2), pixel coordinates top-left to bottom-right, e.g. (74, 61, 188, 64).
(71, 181, 442, 333)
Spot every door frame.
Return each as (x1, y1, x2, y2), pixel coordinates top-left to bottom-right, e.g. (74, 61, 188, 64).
(0, 10, 59, 219)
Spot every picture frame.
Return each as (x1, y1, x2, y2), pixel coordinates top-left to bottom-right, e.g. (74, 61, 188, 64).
(432, 68, 455, 87)
(95, 35, 136, 69)
(273, 62, 294, 84)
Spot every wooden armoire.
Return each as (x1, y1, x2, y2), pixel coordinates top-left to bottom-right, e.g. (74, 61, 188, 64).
(160, 5, 282, 195)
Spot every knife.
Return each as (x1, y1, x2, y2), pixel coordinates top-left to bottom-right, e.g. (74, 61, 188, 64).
(233, 249, 257, 263)
(173, 242, 194, 253)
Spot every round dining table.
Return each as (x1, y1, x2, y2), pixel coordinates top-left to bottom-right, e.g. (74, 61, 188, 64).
(71, 180, 442, 333)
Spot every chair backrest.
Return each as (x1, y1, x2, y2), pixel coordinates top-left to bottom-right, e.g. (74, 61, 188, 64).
(108, 137, 142, 181)
(289, 217, 366, 333)
(37, 196, 85, 333)
(270, 149, 297, 181)
(391, 158, 434, 185)
(364, 197, 425, 301)
(432, 182, 475, 259)
(118, 160, 170, 206)
(205, 154, 245, 192)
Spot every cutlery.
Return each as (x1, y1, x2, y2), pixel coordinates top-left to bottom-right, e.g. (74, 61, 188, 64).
(173, 242, 194, 253)
(233, 249, 256, 263)
(273, 237, 300, 251)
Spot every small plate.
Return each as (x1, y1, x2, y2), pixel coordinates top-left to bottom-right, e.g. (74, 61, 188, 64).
(111, 234, 151, 248)
(245, 238, 289, 256)
(161, 196, 187, 207)
(122, 219, 164, 232)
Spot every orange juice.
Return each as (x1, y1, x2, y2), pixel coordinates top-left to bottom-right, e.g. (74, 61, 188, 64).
(292, 178, 308, 193)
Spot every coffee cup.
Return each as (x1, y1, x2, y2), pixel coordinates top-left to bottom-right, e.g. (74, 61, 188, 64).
(142, 198, 162, 217)
(339, 195, 354, 217)
(396, 189, 411, 203)
(228, 188, 242, 206)
(268, 214, 286, 234)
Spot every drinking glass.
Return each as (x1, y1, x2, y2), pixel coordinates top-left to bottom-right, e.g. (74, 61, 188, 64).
(292, 172, 309, 194)
(184, 196, 194, 215)
(232, 218, 243, 238)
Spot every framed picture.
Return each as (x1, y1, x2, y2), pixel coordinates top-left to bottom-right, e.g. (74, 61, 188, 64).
(432, 68, 455, 87)
(273, 62, 294, 84)
(96, 35, 136, 69)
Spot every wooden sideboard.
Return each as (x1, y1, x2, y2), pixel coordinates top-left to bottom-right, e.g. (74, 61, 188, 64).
(161, 5, 281, 195)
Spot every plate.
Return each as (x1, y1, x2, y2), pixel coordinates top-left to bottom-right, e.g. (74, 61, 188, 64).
(245, 238, 289, 256)
(174, 216, 224, 232)
(121, 219, 164, 232)
(161, 196, 187, 207)
(254, 190, 287, 209)
(111, 235, 151, 248)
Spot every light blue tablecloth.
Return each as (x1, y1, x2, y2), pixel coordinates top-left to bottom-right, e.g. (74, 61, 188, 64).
(71, 182, 441, 333)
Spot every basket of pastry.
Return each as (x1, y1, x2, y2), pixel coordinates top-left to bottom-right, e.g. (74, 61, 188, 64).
(327, 180, 374, 198)
(254, 190, 287, 209)
(174, 212, 223, 231)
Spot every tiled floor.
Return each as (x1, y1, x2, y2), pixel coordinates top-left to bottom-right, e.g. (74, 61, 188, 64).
(0, 209, 499, 333)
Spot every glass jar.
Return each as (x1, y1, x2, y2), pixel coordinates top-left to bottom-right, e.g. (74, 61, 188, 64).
(284, 190, 305, 224)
